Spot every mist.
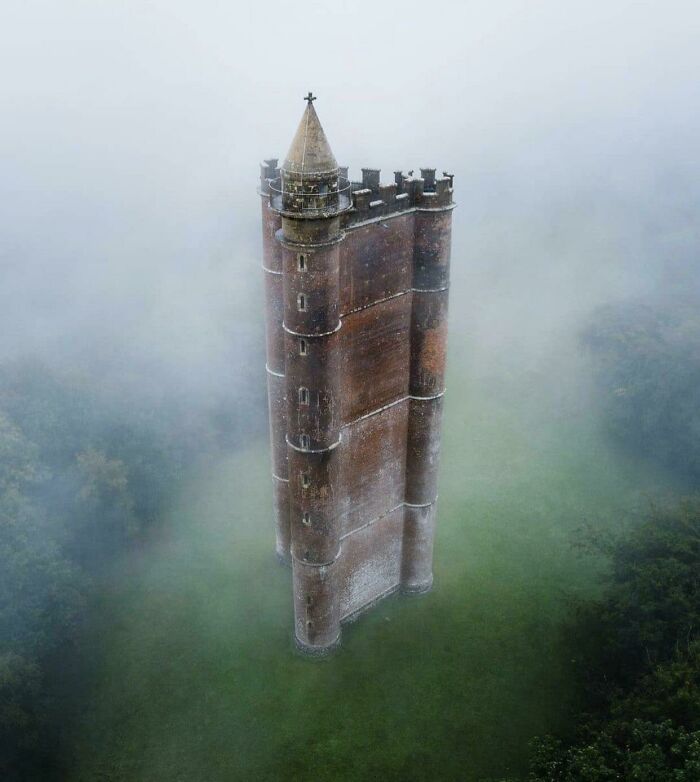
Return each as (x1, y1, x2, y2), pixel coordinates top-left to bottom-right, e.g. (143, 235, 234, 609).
(2, 1, 700, 780)
(4, 1, 700, 383)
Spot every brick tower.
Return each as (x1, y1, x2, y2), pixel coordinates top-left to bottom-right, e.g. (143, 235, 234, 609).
(259, 94, 454, 655)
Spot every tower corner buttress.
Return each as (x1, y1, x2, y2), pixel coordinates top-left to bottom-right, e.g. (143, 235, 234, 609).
(401, 168, 455, 595)
(259, 158, 290, 564)
(274, 96, 348, 655)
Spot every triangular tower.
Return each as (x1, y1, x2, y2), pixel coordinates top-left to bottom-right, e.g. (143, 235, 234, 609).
(258, 94, 455, 655)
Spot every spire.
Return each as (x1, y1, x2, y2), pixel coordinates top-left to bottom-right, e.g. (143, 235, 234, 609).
(282, 96, 338, 175)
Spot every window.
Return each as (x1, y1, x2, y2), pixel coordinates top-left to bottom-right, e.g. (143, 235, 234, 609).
(300, 434, 310, 450)
(297, 292, 306, 311)
(299, 338, 307, 355)
(297, 254, 306, 271)
(306, 595, 312, 606)
(302, 512, 311, 527)
(298, 387, 309, 405)
(301, 473, 310, 489)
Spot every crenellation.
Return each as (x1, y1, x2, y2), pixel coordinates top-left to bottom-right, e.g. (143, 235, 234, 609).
(361, 167, 381, 193)
(351, 188, 372, 210)
(420, 168, 436, 190)
(379, 183, 397, 206)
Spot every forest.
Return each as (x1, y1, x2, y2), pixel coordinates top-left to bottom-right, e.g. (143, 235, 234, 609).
(2, 288, 699, 780)
(0, 360, 263, 778)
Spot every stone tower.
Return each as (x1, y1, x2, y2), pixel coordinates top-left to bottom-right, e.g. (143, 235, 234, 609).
(259, 95, 454, 655)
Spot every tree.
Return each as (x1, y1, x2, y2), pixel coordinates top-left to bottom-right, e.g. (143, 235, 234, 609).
(521, 500, 700, 782)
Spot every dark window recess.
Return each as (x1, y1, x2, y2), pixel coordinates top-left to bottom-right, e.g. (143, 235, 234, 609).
(300, 434, 310, 450)
(302, 512, 311, 526)
(298, 254, 306, 271)
(301, 473, 310, 488)
(299, 387, 309, 405)
(300, 338, 307, 355)
(297, 293, 306, 311)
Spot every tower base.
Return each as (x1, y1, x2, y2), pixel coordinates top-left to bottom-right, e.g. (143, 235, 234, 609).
(293, 632, 341, 658)
(400, 574, 434, 595)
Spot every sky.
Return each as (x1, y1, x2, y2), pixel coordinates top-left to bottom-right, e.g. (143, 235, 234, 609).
(2, 0, 700, 403)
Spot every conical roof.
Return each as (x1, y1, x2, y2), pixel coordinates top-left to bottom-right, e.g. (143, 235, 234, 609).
(282, 101, 337, 175)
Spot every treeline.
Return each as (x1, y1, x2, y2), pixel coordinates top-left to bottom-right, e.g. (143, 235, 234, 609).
(0, 359, 262, 780)
(520, 500, 700, 780)
(496, 295, 700, 780)
(581, 295, 700, 482)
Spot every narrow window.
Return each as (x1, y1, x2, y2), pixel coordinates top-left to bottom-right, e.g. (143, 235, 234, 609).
(301, 473, 310, 489)
(298, 387, 309, 405)
(306, 595, 312, 606)
(306, 620, 312, 630)
(300, 434, 310, 450)
(299, 338, 307, 355)
(297, 254, 306, 271)
(304, 550, 310, 561)
(297, 292, 306, 311)
(302, 512, 311, 527)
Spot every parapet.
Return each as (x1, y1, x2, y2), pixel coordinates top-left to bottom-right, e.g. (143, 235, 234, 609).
(342, 167, 454, 227)
(259, 159, 280, 196)
(261, 160, 454, 222)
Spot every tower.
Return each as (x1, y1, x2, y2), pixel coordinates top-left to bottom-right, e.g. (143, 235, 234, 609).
(259, 95, 454, 655)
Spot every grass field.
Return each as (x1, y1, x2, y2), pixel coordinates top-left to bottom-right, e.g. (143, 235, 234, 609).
(63, 352, 673, 781)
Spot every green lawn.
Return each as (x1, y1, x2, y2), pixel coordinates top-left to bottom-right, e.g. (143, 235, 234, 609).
(64, 357, 672, 781)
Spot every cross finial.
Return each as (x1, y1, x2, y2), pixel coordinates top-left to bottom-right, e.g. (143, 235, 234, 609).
(304, 91, 316, 104)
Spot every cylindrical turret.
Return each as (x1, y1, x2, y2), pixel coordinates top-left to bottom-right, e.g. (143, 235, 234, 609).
(274, 95, 348, 654)
(401, 190, 453, 594)
(260, 159, 290, 563)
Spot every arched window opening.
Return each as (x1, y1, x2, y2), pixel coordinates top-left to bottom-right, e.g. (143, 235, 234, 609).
(300, 434, 310, 450)
(297, 292, 306, 311)
(299, 338, 307, 355)
(302, 512, 311, 527)
(301, 473, 310, 489)
(297, 254, 306, 271)
(299, 387, 309, 405)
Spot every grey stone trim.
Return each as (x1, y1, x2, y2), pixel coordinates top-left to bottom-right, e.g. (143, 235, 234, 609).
(285, 433, 342, 454)
(265, 364, 285, 378)
(282, 321, 342, 338)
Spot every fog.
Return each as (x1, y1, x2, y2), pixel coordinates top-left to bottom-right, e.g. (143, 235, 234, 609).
(3, 2, 700, 779)
(3, 0, 700, 398)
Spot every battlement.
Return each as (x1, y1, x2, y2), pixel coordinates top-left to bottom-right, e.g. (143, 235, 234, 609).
(344, 167, 454, 226)
(261, 160, 454, 224)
